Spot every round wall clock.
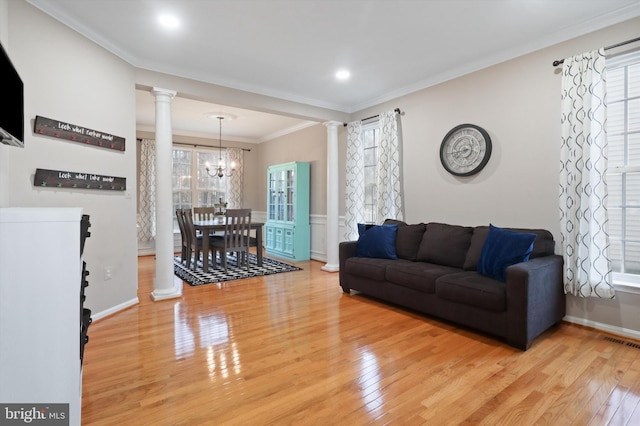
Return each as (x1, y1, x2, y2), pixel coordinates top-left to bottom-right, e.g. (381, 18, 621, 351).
(439, 124, 492, 176)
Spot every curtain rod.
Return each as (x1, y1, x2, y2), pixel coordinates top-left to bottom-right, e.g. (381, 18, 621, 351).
(552, 36, 640, 67)
(342, 108, 401, 127)
(136, 138, 251, 151)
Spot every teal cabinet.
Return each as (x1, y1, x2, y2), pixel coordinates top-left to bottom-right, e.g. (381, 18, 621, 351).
(265, 161, 310, 261)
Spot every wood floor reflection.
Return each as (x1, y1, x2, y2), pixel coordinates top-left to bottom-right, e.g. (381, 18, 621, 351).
(81, 255, 640, 425)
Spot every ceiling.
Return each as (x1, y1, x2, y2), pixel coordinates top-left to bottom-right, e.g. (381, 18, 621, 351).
(27, 0, 640, 142)
(134, 91, 318, 143)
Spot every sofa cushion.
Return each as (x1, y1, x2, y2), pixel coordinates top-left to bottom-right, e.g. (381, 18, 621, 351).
(416, 222, 473, 268)
(464, 225, 554, 270)
(477, 225, 536, 282)
(383, 219, 406, 226)
(435, 271, 507, 312)
(356, 223, 398, 259)
(345, 257, 397, 281)
(385, 261, 461, 293)
(384, 219, 426, 261)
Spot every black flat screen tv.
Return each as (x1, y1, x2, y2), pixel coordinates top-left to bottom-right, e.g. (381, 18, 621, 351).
(0, 41, 24, 148)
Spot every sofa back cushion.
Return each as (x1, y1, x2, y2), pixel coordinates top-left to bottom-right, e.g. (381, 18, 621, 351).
(384, 219, 426, 261)
(416, 222, 473, 268)
(463, 225, 556, 270)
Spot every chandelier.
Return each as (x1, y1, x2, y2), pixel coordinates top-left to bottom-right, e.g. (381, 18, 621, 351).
(205, 114, 236, 178)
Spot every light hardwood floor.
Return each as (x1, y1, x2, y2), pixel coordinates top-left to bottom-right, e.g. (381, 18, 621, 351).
(81, 255, 640, 425)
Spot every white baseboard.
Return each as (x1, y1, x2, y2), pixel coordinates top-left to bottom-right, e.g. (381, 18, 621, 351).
(563, 315, 640, 341)
(310, 250, 327, 262)
(138, 248, 155, 256)
(91, 297, 139, 322)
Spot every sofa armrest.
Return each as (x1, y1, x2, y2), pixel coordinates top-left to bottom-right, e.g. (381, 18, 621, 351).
(505, 255, 565, 349)
(339, 241, 358, 293)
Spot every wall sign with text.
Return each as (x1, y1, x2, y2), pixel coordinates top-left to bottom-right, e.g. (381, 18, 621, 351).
(34, 116, 126, 151)
(34, 168, 126, 191)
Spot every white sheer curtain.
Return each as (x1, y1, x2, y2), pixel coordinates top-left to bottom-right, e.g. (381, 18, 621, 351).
(344, 121, 365, 241)
(344, 109, 403, 241)
(377, 110, 403, 221)
(226, 147, 244, 208)
(137, 138, 156, 244)
(559, 48, 615, 298)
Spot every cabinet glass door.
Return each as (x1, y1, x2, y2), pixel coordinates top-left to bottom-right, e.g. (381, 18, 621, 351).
(268, 172, 277, 221)
(277, 170, 285, 221)
(286, 169, 295, 222)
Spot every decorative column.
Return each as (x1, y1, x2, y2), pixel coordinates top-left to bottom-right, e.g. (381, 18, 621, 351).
(322, 121, 341, 272)
(150, 87, 182, 301)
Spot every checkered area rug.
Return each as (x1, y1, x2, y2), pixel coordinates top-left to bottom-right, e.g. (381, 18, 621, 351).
(174, 252, 302, 286)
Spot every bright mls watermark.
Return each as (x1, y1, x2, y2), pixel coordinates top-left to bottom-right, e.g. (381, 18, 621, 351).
(1, 404, 69, 425)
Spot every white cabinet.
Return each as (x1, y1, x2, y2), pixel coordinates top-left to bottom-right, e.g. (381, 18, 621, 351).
(0, 207, 83, 425)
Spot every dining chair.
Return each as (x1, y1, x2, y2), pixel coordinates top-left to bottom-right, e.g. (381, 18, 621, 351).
(193, 206, 224, 238)
(183, 208, 217, 270)
(175, 209, 190, 265)
(193, 206, 217, 222)
(212, 209, 252, 273)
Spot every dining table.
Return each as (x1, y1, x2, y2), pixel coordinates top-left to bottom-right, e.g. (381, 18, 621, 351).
(193, 217, 264, 273)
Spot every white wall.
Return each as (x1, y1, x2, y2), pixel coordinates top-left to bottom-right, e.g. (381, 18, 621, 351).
(254, 124, 330, 261)
(350, 16, 640, 339)
(254, 124, 327, 214)
(1, 1, 138, 317)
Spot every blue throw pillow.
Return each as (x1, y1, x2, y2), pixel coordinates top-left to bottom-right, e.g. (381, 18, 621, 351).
(356, 223, 398, 259)
(477, 224, 537, 282)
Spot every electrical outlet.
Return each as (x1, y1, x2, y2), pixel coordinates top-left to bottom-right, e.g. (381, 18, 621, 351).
(104, 266, 112, 281)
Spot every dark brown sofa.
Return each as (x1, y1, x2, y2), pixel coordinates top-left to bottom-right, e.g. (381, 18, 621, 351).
(339, 220, 566, 350)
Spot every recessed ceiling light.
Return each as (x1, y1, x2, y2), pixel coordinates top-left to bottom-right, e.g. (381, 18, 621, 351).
(158, 14, 180, 29)
(335, 69, 351, 80)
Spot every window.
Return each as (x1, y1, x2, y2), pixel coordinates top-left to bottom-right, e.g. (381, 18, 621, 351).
(362, 121, 380, 224)
(172, 149, 193, 212)
(606, 50, 640, 283)
(172, 146, 229, 231)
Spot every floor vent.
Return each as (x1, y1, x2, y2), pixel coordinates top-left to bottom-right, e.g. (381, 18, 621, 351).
(603, 336, 640, 350)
